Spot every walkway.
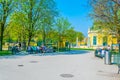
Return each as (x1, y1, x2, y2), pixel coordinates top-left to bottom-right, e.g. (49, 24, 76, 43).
(0, 51, 119, 80)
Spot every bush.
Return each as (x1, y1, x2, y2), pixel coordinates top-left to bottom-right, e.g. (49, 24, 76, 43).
(110, 51, 119, 55)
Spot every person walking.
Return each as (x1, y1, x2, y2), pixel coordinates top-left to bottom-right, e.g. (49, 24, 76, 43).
(27, 45, 32, 54)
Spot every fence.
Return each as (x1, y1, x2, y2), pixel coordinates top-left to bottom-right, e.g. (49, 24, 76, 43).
(111, 54, 120, 64)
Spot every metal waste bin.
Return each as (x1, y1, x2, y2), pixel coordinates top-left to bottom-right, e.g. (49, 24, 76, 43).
(104, 51, 111, 65)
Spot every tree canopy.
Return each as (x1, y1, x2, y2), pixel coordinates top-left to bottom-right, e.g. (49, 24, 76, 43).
(89, 0, 120, 52)
(0, 0, 85, 51)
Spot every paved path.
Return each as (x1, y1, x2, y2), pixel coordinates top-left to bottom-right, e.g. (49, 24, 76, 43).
(0, 51, 120, 80)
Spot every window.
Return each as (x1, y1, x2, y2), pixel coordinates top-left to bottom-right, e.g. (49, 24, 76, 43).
(93, 36, 97, 45)
(103, 36, 107, 46)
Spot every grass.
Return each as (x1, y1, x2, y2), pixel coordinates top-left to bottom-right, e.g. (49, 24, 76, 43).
(71, 48, 94, 51)
(0, 50, 12, 56)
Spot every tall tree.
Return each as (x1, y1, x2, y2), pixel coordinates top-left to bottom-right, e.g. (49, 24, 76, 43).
(39, 0, 58, 45)
(9, 12, 27, 40)
(77, 32, 84, 42)
(0, 0, 15, 51)
(9, 11, 29, 49)
(56, 17, 71, 48)
(19, 0, 58, 46)
(66, 27, 77, 43)
(89, 0, 118, 31)
(89, 0, 120, 52)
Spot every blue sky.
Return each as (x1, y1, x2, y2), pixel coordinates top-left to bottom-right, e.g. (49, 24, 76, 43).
(55, 0, 93, 36)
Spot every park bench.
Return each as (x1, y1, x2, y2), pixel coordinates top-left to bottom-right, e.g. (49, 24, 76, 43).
(11, 46, 20, 54)
(45, 48, 53, 53)
(94, 49, 103, 58)
(26, 46, 54, 54)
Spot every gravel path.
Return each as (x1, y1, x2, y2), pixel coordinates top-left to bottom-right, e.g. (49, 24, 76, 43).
(0, 51, 119, 80)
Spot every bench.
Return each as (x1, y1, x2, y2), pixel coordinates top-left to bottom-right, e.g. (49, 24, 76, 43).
(11, 46, 20, 54)
(94, 49, 103, 58)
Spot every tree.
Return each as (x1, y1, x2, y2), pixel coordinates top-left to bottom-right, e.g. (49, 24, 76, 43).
(90, 0, 120, 39)
(39, 0, 58, 45)
(2, 11, 29, 50)
(56, 17, 71, 48)
(66, 27, 77, 43)
(77, 32, 84, 42)
(0, 0, 15, 51)
(89, 0, 120, 52)
(10, 12, 27, 41)
(44, 29, 58, 44)
(19, 0, 58, 46)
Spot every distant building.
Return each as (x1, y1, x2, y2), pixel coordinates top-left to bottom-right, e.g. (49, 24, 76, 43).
(87, 28, 117, 49)
(74, 37, 88, 48)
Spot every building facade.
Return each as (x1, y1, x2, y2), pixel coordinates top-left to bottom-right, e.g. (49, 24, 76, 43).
(87, 29, 117, 49)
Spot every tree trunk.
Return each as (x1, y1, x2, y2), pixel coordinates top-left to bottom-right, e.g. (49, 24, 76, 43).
(0, 24, 4, 51)
(43, 29, 46, 46)
(23, 41, 26, 50)
(28, 33, 32, 46)
(0, 34, 3, 51)
(23, 32, 26, 50)
(0, 34, 1, 51)
(59, 35, 62, 48)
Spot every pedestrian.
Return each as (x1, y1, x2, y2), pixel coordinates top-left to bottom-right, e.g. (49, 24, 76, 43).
(101, 47, 105, 58)
(27, 45, 31, 54)
(36, 46, 40, 53)
(41, 45, 46, 53)
(107, 45, 111, 51)
(19, 42, 21, 51)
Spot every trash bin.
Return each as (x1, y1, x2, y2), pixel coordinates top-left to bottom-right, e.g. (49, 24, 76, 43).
(104, 50, 111, 65)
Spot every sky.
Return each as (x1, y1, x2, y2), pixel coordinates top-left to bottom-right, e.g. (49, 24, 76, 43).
(55, 0, 93, 37)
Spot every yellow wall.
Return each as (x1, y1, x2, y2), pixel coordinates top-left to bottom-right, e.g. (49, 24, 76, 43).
(88, 30, 117, 48)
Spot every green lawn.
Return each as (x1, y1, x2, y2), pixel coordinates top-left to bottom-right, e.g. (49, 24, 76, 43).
(71, 48, 94, 51)
(0, 50, 12, 56)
